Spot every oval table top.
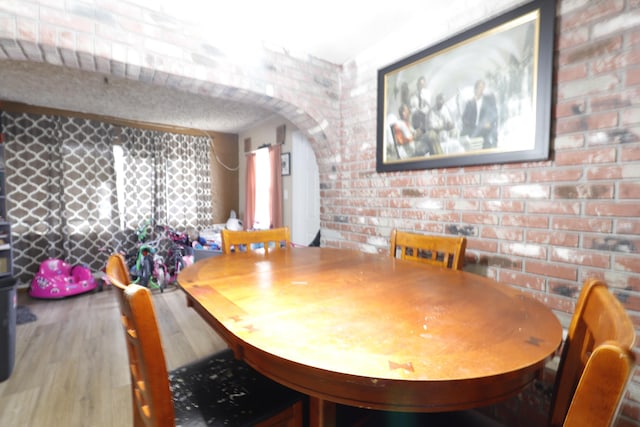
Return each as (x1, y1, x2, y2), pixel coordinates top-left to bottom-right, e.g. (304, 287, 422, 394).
(178, 247, 562, 418)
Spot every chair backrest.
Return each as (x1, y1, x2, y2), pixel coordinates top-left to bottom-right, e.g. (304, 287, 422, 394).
(111, 277, 174, 427)
(389, 229, 466, 270)
(221, 227, 291, 254)
(550, 278, 636, 427)
(106, 253, 131, 285)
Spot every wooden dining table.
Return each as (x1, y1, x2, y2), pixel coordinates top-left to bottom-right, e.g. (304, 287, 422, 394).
(177, 246, 562, 427)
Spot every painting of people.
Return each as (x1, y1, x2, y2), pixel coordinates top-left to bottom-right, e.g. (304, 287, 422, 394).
(377, 0, 555, 172)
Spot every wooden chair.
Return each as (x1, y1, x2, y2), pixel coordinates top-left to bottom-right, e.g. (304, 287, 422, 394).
(548, 278, 636, 427)
(340, 278, 636, 427)
(109, 276, 306, 427)
(106, 253, 131, 285)
(221, 227, 291, 254)
(389, 228, 467, 270)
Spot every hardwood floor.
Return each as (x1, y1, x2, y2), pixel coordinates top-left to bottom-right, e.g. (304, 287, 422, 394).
(0, 284, 227, 427)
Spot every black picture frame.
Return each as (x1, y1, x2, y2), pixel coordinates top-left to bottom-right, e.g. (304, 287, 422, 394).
(376, 0, 556, 172)
(281, 152, 291, 176)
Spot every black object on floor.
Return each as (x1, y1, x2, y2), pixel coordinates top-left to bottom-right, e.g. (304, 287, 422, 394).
(16, 305, 37, 325)
(0, 277, 17, 382)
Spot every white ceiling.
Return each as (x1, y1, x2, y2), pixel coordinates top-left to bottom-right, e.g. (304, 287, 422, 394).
(157, 0, 428, 65)
(0, 1, 510, 132)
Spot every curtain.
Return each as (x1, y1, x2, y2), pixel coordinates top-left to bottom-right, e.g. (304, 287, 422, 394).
(244, 152, 256, 230)
(2, 112, 119, 282)
(119, 128, 213, 232)
(1, 110, 214, 284)
(269, 144, 283, 228)
(243, 145, 282, 230)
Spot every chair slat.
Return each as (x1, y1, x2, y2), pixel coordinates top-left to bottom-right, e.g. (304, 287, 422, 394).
(221, 227, 291, 254)
(389, 228, 466, 270)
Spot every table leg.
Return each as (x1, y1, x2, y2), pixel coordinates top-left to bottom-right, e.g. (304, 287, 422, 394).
(309, 396, 336, 427)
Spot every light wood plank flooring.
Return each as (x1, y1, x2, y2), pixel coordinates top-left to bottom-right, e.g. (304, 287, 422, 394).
(0, 284, 227, 427)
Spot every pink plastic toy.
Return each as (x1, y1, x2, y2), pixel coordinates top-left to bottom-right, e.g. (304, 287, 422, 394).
(29, 258, 99, 299)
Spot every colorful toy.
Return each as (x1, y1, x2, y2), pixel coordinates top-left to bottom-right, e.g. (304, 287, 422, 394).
(30, 258, 99, 299)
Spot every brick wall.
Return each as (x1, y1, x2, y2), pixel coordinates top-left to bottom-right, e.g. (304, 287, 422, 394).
(0, 0, 639, 425)
(333, 1, 640, 424)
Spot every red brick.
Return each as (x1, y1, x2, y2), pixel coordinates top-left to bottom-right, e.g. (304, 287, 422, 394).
(40, 5, 95, 33)
(466, 238, 498, 253)
(556, 27, 589, 50)
(377, 188, 402, 198)
(549, 280, 581, 299)
(556, 63, 588, 83)
(401, 210, 426, 220)
(588, 111, 620, 129)
(415, 223, 446, 234)
(498, 271, 546, 291)
(528, 201, 580, 215)
(388, 198, 412, 209)
(555, 183, 614, 199)
(446, 174, 480, 185)
(619, 181, 640, 198)
(448, 200, 478, 212)
(598, 273, 640, 292)
(415, 175, 446, 186)
(615, 255, 640, 273)
(551, 247, 610, 268)
(586, 165, 625, 179)
(480, 227, 524, 242)
(627, 66, 640, 86)
(529, 168, 583, 182)
(591, 93, 633, 112)
(552, 217, 612, 233)
(617, 219, 640, 235)
(503, 215, 550, 229)
(502, 184, 550, 199)
(526, 260, 578, 281)
(388, 176, 415, 187)
(460, 213, 498, 225)
(529, 291, 576, 313)
(620, 145, 640, 162)
(527, 230, 580, 247)
(430, 187, 461, 198)
(560, 1, 625, 32)
(556, 147, 617, 165)
(462, 186, 500, 199)
(553, 133, 586, 150)
(627, 48, 640, 67)
(555, 116, 588, 134)
(38, 23, 58, 47)
(555, 100, 584, 119)
(616, 291, 640, 312)
(427, 211, 461, 223)
(594, 49, 640, 74)
(502, 242, 547, 259)
(482, 172, 526, 185)
(585, 235, 639, 254)
(481, 200, 525, 212)
(622, 106, 640, 127)
(585, 201, 640, 217)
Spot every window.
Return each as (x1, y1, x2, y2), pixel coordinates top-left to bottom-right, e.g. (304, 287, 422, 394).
(252, 148, 272, 229)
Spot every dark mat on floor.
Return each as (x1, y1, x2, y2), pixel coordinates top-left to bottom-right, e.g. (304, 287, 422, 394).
(16, 305, 37, 325)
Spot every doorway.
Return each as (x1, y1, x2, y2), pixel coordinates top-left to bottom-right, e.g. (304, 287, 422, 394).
(291, 131, 320, 246)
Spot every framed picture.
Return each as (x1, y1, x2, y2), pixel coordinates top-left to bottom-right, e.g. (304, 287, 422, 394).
(281, 152, 291, 176)
(376, 0, 556, 172)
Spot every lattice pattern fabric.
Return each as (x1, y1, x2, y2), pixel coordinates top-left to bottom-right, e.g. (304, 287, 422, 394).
(1, 110, 213, 285)
(2, 111, 119, 282)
